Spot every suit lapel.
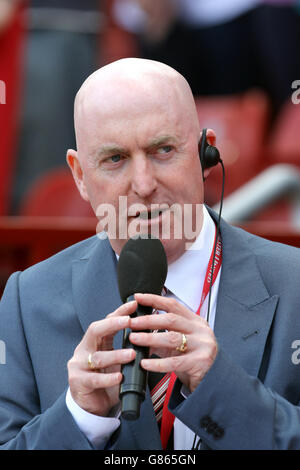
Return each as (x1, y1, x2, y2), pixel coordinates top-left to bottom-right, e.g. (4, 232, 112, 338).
(71, 236, 161, 448)
(212, 213, 279, 377)
(71, 237, 122, 344)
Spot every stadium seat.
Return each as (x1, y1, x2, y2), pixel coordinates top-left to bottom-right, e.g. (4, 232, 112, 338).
(195, 89, 270, 205)
(19, 167, 95, 218)
(266, 99, 300, 167)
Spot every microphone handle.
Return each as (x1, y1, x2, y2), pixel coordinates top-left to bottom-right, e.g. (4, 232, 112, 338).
(119, 296, 153, 420)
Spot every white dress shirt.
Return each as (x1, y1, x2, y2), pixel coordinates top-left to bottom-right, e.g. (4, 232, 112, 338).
(66, 206, 221, 449)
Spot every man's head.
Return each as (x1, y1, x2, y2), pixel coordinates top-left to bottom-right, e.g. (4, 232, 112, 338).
(67, 58, 216, 263)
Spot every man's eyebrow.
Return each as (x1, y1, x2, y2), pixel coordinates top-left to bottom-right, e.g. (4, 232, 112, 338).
(89, 136, 177, 165)
(88, 145, 128, 165)
(146, 135, 178, 148)
(96, 144, 128, 157)
(87, 145, 128, 167)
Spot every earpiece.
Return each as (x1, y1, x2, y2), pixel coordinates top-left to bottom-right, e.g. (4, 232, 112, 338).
(199, 128, 221, 172)
(199, 126, 224, 328)
(192, 128, 225, 452)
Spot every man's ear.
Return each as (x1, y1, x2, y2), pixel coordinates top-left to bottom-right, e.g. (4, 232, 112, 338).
(66, 149, 89, 202)
(203, 166, 213, 180)
(199, 128, 217, 180)
(201, 128, 216, 147)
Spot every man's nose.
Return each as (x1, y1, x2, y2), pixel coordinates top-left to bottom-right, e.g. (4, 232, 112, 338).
(130, 156, 158, 199)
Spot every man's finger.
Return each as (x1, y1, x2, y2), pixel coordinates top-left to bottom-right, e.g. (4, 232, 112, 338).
(107, 300, 137, 318)
(130, 330, 193, 352)
(130, 311, 193, 333)
(140, 354, 187, 374)
(83, 371, 123, 390)
(134, 293, 193, 319)
(86, 348, 136, 370)
(81, 301, 137, 350)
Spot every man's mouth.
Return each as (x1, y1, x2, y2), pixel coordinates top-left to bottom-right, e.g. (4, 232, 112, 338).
(136, 209, 166, 220)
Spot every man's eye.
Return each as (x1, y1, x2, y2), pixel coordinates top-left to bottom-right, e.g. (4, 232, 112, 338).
(157, 145, 173, 154)
(109, 154, 122, 163)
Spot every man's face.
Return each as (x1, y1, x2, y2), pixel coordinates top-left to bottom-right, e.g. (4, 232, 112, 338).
(69, 71, 205, 263)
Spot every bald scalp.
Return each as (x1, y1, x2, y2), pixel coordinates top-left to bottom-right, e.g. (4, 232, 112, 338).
(73, 58, 200, 157)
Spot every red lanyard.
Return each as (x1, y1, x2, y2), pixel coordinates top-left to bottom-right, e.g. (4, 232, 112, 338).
(160, 228, 222, 449)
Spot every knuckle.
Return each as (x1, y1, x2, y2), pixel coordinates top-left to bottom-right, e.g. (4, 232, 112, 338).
(95, 351, 108, 367)
(200, 341, 218, 366)
(105, 316, 115, 330)
(169, 330, 179, 347)
(68, 372, 80, 389)
(203, 322, 214, 335)
(148, 333, 156, 346)
(91, 375, 100, 389)
(106, 310, 115, 319)
(108, 316, 118, 328)
(168, 298, 178, 311)
(73, 344, 81, 355)
(67, 358, 73, 372)
(114, 350, 122, 362)
(172, 355, 184, 370)
(87, 321, 98, 336)
(67, 356, 78, 371)
(165, 313, 177, 329)
(209, 341, 218, 361)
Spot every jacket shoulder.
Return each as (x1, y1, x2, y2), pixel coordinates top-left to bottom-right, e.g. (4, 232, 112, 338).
(232, 225, 300, 286)
(18, 235, 100, 286)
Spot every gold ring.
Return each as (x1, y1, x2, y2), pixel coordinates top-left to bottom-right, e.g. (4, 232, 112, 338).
(176, 333, 187, 353)
(88, 353, 95, 370)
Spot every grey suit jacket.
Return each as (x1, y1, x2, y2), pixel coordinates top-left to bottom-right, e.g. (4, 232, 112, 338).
(1, 211, 300, 450)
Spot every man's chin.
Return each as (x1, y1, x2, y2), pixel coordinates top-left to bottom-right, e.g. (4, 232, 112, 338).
(106, 231, 188, 264)
(159, 238, 188, 264)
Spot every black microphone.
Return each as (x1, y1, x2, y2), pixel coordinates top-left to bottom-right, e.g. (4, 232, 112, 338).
(117, 235, 168, 420)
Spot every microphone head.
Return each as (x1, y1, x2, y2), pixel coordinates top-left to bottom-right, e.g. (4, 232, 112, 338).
(117, 236, 168, 302)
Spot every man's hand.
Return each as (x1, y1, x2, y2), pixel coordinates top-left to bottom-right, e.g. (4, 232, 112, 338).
(129, 293, 218, 393)
(67, 301, 137, 417)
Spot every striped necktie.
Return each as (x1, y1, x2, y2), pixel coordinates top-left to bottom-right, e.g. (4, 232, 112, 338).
(149, 369, 172, 423)
(148, 287, 171, 425)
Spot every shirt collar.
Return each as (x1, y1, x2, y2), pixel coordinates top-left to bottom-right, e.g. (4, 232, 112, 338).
(165, 205, 216, 312)
(114, 205, 216, 313)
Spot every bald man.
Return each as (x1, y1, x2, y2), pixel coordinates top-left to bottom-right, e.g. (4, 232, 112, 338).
(1, 58, 300, 450)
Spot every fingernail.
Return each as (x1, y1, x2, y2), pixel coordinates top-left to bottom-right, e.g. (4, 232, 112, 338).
(130, 333, 137, 340)
(141, 359, 150, 368)
(125, 349, 134, 359)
